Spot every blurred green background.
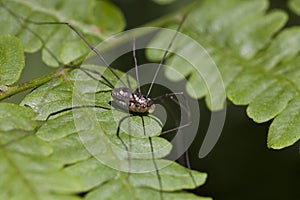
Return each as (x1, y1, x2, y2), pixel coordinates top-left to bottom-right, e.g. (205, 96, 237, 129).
(5, 0, 300, 199)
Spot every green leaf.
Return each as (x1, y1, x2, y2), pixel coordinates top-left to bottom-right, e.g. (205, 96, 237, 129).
(0, 0, 208, 199)
(6, 0, 300, 199)
(268, 95, 300, 149)
(0, 110, 82, 200)
(0, 0, 125, 66)
(85, 179, 210, 200)
(135, 188, 212, 200)
(18, 63, 206, 198)
(50, 134, 91, 164)
(147, 0, 300, 149)
(64, 158, 119, 191)
(0, 130, 52, 156)
(152, 0, 176, 5)
(21, 76, 74, 120)
(92, 0, 125, 34)
(0, 152, 81, 200)
(0, 102, 36, 131)
(87, 182, 211, 200)
(129, 160, 207, 191)
(20, 65, 128, 121)
(84, 179, 135, 200)
(98, 109, 163, 138)
(288, 0, 300, 15)
(83, 160, 209, 200)
(147, 0, 287, 110)
(246, 80, 297, 123)
(146, 28, 226, 111)
(0, 35, 24, 85)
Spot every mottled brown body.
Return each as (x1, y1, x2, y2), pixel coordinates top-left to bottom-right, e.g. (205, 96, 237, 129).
(111, 87, 155, 113)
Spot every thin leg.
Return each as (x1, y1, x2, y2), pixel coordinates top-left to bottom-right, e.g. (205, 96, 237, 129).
(5, 102, 109, 149)
(132, 37, 141, 93)
(184, 150, 197, 187)
(141, 116, 163, 200)
(152, 92, 192, 135)
(64, 65, 115, 89)
(146, 15, 187, 97)
(153, 92, 197, 187)
(45, 105, 110, 120)
(116, 115, 132, 176)
(149, 137, 164, 200)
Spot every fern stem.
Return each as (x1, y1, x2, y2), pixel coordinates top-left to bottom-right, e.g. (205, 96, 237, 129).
(0, 68, 68, 100)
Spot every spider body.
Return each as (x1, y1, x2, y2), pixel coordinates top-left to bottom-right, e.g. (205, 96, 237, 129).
(111, 87, 155, 114)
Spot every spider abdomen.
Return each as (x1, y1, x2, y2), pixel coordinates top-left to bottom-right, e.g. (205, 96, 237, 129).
(111, 87, 155, 113)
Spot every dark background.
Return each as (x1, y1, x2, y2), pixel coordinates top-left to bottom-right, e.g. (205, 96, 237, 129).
(6, 0, 300, 199)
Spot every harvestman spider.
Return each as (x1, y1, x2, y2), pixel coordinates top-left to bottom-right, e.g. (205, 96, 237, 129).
(1, 1, 197, 198)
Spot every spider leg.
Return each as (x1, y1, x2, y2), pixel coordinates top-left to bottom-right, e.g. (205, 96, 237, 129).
(0, 105, 110, 149)
(65, 65, 115, 89)
(153, 92, 197, 187)
(45, 105, 110, 120)
(140, 116, 163, 200)
(152, 92, 192, 135)
(116, 114, 132, 175)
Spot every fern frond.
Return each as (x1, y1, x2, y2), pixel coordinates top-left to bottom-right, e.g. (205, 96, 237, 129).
(0, 0, 125, 66)
(148, 0, 300, 149)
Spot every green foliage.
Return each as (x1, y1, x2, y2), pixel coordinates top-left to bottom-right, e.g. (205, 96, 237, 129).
(1, 0, 300, 199)
(0, 28, 207, 200)
(0, 70, 208, 200)
(0, 0, 125, 66)
(289, 0, 300, 15)
(0, 103, 82, 200)
(0, 35, 24, 85)
(147, 0, 300, 149)
(152, 0, 176, 5)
